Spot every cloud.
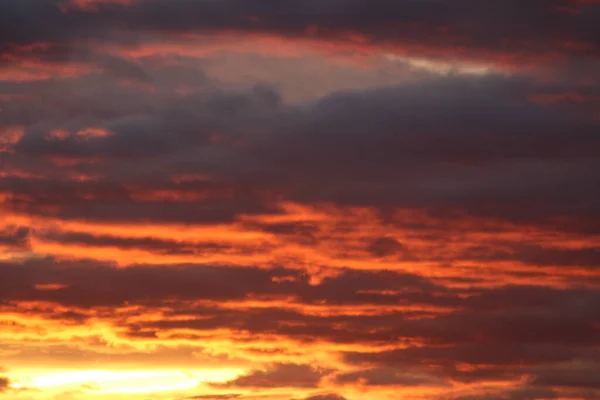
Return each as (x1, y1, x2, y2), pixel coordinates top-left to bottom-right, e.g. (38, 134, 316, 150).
(218, 363, 330, 388)
(332, 367, 448, 387)
(446, 386, 558, 400)
(0, 376, 9, 392)
(0, 226, 30, 250)
(0, 258, 301, 307)
(3, 71, 600, 232)
(366, 236, 405, 258)
(2, 0, 599, 72)
(1, 257, 597, 393)
(1, 2, 599, 399)
(530, 361, 600, 389)
(302, 394, 347, 400)
(344, 343, 600, 383)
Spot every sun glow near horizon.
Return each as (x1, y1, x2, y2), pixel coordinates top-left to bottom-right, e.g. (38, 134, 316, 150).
(8, 368, 244, 395)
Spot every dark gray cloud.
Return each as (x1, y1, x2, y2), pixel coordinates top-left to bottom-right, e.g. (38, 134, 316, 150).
(238, 76, 600, 229)
(302, 394, 346, 400)
(2, 0, 599, 69)
(0, 175, 274, 224)
(446, 386, 558, 400)
(39, 230, 272, 256)
(3, 71, 600, 231)
(332, 367, 448, 387)
(530, 362, 600, 390)
(459, 242, 600, 268)
(0, 258, 299, 307)
(0, 376, 9, 392)
(366, 236, 405, 258)
(342, 344, 600, 387)
(1, 255, 598, 316)
(0, 226, 30, 250)
(217, 363, 329, 388)
(344, 343, 600, 371)
(0, 258, 445, 308)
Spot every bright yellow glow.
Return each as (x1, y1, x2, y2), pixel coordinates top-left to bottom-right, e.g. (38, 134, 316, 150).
(384, 53, 492, 75)
(10, 368, 243, 395)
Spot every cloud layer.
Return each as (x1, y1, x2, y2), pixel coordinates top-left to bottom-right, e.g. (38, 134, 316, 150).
(0, 1, 599, 400)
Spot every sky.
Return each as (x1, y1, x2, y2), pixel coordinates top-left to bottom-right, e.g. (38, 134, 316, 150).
(0, 0, 600, 399)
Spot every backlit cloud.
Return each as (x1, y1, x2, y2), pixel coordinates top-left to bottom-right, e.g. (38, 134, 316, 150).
(0, 1, 599, 400)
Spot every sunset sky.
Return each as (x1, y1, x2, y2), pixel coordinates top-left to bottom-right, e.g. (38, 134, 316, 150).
(1, 1, 600, 399)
